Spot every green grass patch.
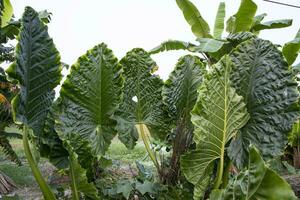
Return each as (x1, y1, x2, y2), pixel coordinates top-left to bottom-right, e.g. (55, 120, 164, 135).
(107, 139, 148, 162)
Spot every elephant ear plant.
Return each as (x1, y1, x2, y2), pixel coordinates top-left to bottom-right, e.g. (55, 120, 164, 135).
(114, 48, 169, 177)
(6, 7, 61, 199)
(162, 55, 205, 184)
(181, 56, 250, 199)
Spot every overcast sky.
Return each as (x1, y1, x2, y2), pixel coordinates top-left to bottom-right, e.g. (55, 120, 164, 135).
(10, 0, 300, 80)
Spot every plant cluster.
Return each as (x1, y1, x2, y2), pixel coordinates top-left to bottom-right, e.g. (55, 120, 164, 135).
(1, 0, 300, 199)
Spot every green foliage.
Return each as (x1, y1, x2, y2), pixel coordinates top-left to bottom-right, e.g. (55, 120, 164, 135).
(149, 40, 196, 55)
(114, 48, 167, 148)
(0, 0, 13, 28)
(175, 0, 211, 38)
(163, 55, 205, 125)
(6, 6, 62, 200)
(283, 29, 300, 66)
(181, 56, 249, 199)
(228, 38, 299, 168)
(40, 107, 68, 169)
(213, 2, 225, 39)
(0, 133, 21, 165)
(210, 147, 297, 200)
(251, 19, 292, 33)
(226, 0, 257, 33)
(162, 55, 205, 184)
(194, 38, 229, 53)
(55, 43, 123, 157)
(288, 120, 300, 148)
(68, 147, 99, 200)
(6, 6, 62, 136)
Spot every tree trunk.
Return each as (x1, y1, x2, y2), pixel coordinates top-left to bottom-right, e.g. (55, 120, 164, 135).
(293, 148, 300, 169)
(0, 171, 17, 194)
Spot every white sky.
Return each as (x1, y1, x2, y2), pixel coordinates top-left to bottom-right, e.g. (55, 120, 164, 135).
(11, 0, 300, 80)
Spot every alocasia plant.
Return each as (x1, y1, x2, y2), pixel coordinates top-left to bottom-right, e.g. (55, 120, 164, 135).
(6, 6, 61, 199)
(114, 48, 169, 174)
(181, 56, 249, 199)
(228, 38, 299, 168)
(210, 146, 297, 200)
(162, 55, 205, 184)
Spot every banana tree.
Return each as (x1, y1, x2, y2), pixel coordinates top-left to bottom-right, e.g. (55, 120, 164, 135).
(150, 0, 293, 63)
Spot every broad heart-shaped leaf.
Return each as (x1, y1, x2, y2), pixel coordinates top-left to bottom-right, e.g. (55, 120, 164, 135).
(55, 43, 123, 156)
(163, 55, 205, 124)
(210, 146, 297, 200)
(283, 28, 300, 66)
(228, 38, 300, 169)
(176, 0, 212, 38)
(213, 2, 225, 39)
(0, 0, 13, 28)
(6, 7, 62, 136)
(181, 56, 249, 199)
(226, 0, 257, 33)
(114, 49, 167, 148)
(148, 40, 196, 55)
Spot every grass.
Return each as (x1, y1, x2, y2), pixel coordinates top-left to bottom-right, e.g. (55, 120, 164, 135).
(107, 139, 149, 163)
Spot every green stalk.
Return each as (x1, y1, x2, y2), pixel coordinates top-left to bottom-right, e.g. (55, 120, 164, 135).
(221, 160, 231, 188)
(136, 123, 160, 170)
(23, 126, 56, 200)
(69, 153, 80, 200)
(214, 156, 224, 189)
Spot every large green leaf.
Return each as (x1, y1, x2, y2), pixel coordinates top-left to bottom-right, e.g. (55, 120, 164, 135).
(6, 6, 62, 136)
(283, 29, 300, 66)
(0, 0, 13, 28)
(114, 48, 167, 148)
(195, 38, 229, 53)
(55, 43, 123, 157)
(163, 55, 205, 177)
(228, 38, 299, 168)
(213, 2, 225, 39)
(210, 146, 297, 200)
(163, 55, 205, 124)
(251, 19, 292, 32)
(148, 40, 196, 55)
(181, 56, 249, 199)
(176, 0, 212, 38)
(226, 0, 257, 33)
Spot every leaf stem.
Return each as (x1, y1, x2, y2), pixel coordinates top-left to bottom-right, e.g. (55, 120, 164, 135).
(69, 153, 80, 200)
(23, 125, 56, 200)
(136, 124, 160, 170)
(214, 156, 224, 189)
